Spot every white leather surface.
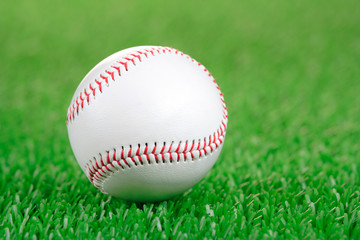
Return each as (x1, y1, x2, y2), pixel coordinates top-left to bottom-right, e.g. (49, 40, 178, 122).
(67, 46, 226, 201)
(103, 146, 222, 201)
(71, 46, 146, 101)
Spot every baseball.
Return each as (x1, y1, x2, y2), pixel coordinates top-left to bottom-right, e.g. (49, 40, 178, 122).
(66, 46, 228, 201)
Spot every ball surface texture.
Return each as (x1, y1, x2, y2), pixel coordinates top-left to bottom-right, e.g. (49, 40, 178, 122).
(66, 46, 228, 201)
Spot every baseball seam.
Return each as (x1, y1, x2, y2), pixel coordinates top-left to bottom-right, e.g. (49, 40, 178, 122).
(66, 46, 228, 192)
(67, 47, 181, 123)
(89, 125, 226, 190)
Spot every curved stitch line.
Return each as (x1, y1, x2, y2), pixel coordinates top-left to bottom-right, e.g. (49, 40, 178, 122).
(89, 127, 226, 189)
(66, 46, 226, 124)
(66, 46, 228, 191)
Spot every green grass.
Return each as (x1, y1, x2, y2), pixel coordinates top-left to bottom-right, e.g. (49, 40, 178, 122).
(1, 0, 360, 239)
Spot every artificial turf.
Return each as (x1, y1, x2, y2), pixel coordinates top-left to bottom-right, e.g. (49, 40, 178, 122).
(1, 0, 360, 239)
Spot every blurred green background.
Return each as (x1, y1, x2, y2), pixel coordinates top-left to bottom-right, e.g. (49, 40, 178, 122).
(0, 0, 359, 239)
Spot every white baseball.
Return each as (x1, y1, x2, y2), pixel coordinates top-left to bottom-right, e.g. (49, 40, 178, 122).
(66, 46, 228, 201)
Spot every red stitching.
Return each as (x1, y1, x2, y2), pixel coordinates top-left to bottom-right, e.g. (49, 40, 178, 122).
(84, 89, 90, 103)
(100, 155, 105, 166)
(89, 84, 96, 96)
(66, 47, 228, 188)
(152, 144, 157, 154)
(109, 162, 115, 169)
(124, 57, 135, 65)
(147, 49, 155, 56)
(105, 70, 114, 80)
(79, 94, 84, 108)
(105, 165, 112, 173)
(196, 141, 201, 151)
(160, 144, 165, 154)
(88, 122, 226, 185)
(175, 144, 180, 153)
(76, 98, 80, 114)
(111, 66, 121, 76)
(137, 51, 147, 57)
(124, 159, 130, 167)
(98, 170, 105, 178)
(189, 141, 195, 152)
(119, 61, 128, 71)
(183, 141, 188, 152)
(72, 104, 75, 119)
(131, 54, 141, 61)
(100, 74, 109, 84)
(106, 152, 110, 164)
(95, 159, 100, 170)
(116, 161, 123, 169)
(95, 80, 102, 93)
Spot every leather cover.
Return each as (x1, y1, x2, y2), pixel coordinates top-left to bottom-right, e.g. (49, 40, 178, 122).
(67, 46, 227, 201)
